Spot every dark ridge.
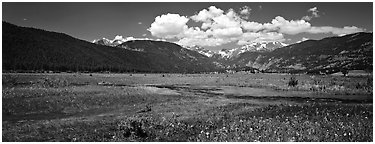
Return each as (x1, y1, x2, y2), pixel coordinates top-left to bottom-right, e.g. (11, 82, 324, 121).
(2, 22, 218, 73)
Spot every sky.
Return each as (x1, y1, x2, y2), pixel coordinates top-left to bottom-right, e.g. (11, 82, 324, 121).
(2, 2, 373, 51)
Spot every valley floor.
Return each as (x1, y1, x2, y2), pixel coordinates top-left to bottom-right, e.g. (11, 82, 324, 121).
(2, 73, 373, 142)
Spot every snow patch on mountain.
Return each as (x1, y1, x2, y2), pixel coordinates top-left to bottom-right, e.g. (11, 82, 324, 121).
(218, 41, 288, 59)
(183, 41, 288, 59)
(93, 35, 166, 47)
(183, 45, 216, 57)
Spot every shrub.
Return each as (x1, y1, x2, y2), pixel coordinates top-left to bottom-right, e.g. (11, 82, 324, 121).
(41, 77, 69, 88)
(288, 76, 298, 87)
(355, 77, 373, 92)
(117, 118, 149, 139)
(341, 69, 349, 76)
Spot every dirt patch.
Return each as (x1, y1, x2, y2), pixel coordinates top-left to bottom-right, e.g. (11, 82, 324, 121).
(146, 84, 372, 103)
(141, 86, 180, 95)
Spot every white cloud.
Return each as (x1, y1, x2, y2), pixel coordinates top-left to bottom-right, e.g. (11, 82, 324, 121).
(239, 6, 251, 19)
(183, 27, 208, 39)
(308, 26, 364, 36)
(148, 6, 365, 47)
(138, 22, 142, 25)
(211, 13, 241, 29)
(267, 16, 311, 35)
(190, 6, 224, 23)
(309, 7, 319, 17)
(142, 33, 147, 37)
(176, 6, 244, 46)
(241, 21, 263, 32)
(302, 7, 320, 21)
(262, 16, 364, 36)
(240, 6, 251, 15)
(147, 13, 189, 39)
(211, 27, 243, 38)
(176, 27, 238, 47)
(194, 8, 241, 30)
(257, 32, 285, 42)
(238, 32, 285, 45)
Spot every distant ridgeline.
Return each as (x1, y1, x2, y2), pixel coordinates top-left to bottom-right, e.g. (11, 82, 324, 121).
(2, 21, 373, 74)
(2, 22, 218, 73)
(222, 32, 373, 74)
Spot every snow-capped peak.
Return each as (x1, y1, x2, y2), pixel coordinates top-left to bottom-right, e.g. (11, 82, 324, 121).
(182, 41, 288, 59)
(92, 37, 110, 43)
(217, 41, 288, 59)
(93, 35, 158, 47)
(183, 45, 215, 57)
(241, 41, 287, 52)
(114, 35, 124, 41)
(92, 38, 112, 46)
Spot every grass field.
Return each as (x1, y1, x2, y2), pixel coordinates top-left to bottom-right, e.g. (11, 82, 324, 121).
(2, 73, 373, 142)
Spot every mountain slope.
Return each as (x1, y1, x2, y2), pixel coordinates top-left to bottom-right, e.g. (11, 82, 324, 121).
(183, 46, 216, 57)
(226, 32, 373, 74)
(2, 22, 217, 73)
(217, 41, 287, 59)
(2, 22, 372, 74)
(92, 38, 113, 46)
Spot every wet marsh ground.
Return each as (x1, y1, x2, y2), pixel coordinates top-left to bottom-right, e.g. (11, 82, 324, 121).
(2, 73, 373, 141)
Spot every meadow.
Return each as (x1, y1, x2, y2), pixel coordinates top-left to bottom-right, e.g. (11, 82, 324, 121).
(2, 72, 373, 142)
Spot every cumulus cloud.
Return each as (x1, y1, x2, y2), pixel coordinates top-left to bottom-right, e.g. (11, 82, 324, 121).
(309, 7, 319, 17)
(240, 6, 251, 15)
(210, 12, 241, 29)
(193, 8, 241, 30)
(308, 26, 364, 36)
(183, 27, 208, 39)
(211, 27, 243, 38)
(302, 7, 320, 21)
(177, 7, 245, 46)
(148, 6, 365, 47)
(191, 6, 224, 23)
(241, 21, 263, 32)
(266, 16, 311, 35)
(238, 32, 285, 45)
(147, 13, 189, 39)
(239, 6, 251, 19)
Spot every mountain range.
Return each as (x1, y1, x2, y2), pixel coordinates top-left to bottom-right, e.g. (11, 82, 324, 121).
(3, 21, 373, 74)
(2, 22, 217, 73)
(216, 41, 288, 59)
(225, 32, 372, 74)
(93, 36, 287, 59)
